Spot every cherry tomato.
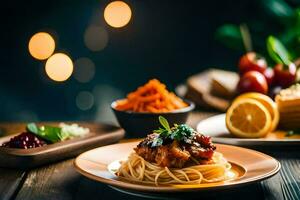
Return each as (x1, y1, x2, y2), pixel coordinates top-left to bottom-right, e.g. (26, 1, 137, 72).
(238, 52, 267, 74)
(273, 63, 296, 88)
(237, 71, 268, 94)
(263, 68, 274, 86)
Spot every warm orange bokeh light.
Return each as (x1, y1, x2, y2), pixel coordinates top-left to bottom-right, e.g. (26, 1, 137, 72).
(45, 53, 73, 82)
(28, 32, 55, 60)
(104, 1, 132, 28)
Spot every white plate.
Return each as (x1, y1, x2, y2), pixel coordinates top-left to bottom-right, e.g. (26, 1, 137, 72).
(196, 114, 300, 146)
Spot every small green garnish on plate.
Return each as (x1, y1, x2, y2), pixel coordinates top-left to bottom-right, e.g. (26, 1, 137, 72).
(152, 116, 195, 147)
(26, 123, 90, 143)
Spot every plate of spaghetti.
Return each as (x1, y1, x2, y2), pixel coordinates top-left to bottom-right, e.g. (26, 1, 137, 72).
(74, 117, 280, 195)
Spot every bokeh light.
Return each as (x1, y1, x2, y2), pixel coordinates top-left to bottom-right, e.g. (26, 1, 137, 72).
(74, 57, 95, 83)
(45, 53, 73, 82)
(28, 32, 55, 60)
(76, 91, 94, 111)
(84, 26, 109, 51)
(104, 1, 132, 28)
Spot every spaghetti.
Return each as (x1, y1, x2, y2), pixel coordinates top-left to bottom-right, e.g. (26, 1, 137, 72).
(117, 152, 231, 186)
(115, 116, 231, 186)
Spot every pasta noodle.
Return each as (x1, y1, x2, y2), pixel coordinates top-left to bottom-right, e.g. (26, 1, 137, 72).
(117, 152, 231, 186)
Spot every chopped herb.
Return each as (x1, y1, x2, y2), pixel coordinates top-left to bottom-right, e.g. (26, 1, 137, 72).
(151, 136, 163, 148)
(152, 116, 195, 147)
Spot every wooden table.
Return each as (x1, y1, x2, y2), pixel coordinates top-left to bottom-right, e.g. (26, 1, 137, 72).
(0, 112, 299, 200)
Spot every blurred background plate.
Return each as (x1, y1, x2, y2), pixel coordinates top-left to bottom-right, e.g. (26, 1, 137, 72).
(196, 114, 300, 147)
(0, 122, 124, 169)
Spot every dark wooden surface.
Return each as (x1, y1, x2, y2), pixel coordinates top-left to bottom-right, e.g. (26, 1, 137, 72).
(0, 112, 300, 200)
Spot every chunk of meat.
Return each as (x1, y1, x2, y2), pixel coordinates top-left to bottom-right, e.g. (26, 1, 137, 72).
(135, 132, 216, 168)
(135, 141, 190, 168)
(135, 145, 157, 162)
(185, 145, 214, 160)
(155, 141, 190, 168)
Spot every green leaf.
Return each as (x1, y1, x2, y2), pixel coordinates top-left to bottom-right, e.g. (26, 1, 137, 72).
(215, 24, 244, 51)
(267, 36, 291, 65)
(27, 123, 62, 143)
(152, 119, 195, 147)
(260, 0, 294, 23)
(26, 123, 39, 134)
(37, 126, 63, 143)
(26, 123, 89, 143)
(158, 116, 171, 132)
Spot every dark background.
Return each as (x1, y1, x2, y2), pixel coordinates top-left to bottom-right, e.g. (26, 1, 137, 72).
(0, 0, 297, 122)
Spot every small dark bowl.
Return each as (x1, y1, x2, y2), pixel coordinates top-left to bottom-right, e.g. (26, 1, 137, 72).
(111, 100, 195, 137)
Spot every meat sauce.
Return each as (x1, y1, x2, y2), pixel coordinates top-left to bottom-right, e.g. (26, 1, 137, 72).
(135, 132, 216, 168)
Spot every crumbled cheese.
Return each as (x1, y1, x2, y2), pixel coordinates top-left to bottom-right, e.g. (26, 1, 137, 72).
(59, 123, 90, 138)
(278, 84, 300, 99)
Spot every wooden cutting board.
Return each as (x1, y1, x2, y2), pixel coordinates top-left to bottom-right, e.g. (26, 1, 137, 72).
(0, 122, 124, 169)
(178, 69, 238, 111)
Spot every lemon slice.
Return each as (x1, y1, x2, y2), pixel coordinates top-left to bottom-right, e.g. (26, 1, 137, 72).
(226, 98, 272, 138)
(234, 92, 279, 131)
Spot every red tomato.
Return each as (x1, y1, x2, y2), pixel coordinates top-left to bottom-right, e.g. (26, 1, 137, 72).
(237, 71, 268, 94)
(263, 68, 274, 86)
(238, 52, 267, 74)
(274, 63, 296, 88)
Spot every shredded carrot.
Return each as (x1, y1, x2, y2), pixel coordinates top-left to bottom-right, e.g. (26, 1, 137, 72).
(115, 79, 188, 113)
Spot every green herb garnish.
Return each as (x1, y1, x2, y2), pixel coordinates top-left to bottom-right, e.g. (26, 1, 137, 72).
(159, 116, 171, 132)
(26, 123, 89, 143)
(152, 116, 195, 147)
(27, 123, 65, 143)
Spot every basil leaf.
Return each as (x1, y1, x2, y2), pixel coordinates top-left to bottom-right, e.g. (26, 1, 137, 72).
(267, 36, 291, 65)
(27, 123, 60, 143)
(26, 123, 39, 134)
(158, 116, 171, 132)
(26, 123, 89, 143)
(36, 126, 63, 143)
(27, 124, 62, 143)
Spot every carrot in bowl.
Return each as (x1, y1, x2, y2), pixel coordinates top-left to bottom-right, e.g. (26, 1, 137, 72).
(115, 79, 188, 113)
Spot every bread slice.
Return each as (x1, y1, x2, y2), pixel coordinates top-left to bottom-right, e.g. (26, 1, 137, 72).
(210, 69, 239, 99)
(276, 84, 300, 129)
